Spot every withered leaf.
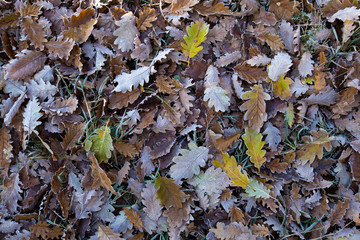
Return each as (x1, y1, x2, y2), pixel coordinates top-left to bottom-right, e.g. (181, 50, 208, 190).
(62, 123, 85, 151)
(123, 207, 143, 230)
(193, 1, 232, 16)
(141, 182, 162, 221)
(89, 153, 119, 196)
(258, 32, 284, 51)
(234, 63, 267, 83)
(154, 175, 186, 209)
(136, 6, 157, 31)
(62, 8, 97, 43)
(98, 225, 124, 240)
(46, 36, 75, 60)
(0, 127, 13, 176)
(21, 18, 47, 50)
(114, 12, 139, 52)
(5, 50, 46, 80)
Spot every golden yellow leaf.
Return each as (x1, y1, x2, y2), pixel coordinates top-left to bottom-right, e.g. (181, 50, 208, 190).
(272, 75, 293, 100)
(213, 152, 250, 188)
(242, 128, 266, 171)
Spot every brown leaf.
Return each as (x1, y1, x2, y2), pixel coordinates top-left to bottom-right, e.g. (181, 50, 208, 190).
(5, 50, 46, 80)
(154, 175, 186, 209)
(114, 142, 138, 158)
(163, 198, 191, 228)
(234, 63, 267, 83)
(42, 96, 78, 116)
(98, 225, 124, 240)
(109, 89, 141, 109)
(240, 84, 270, 132)
(170, 0, 199, 14)
(269, 0, 300, 20)
(46, 36, 75, 60)
(215, 132, 241, 152)
(193, 1, 232, 16)
(29, 221, 63, 239)
(331, 87, 358, 117)
(123, 207, 143, 230)
(21, 17, 47, 50)
(253, 7, 277, 26)
(89, 153, 119, 196)
(141, 182, 163, 221)
(266, 158, 288, 174)
(322, 0, 353, 18)
(328, 199, 349, 226)
(0, 12, 20, 29)
(117, 161, 130, 185)
(0, 173, 22, 213)
(211, 222, 253, 240)
(229, 204, 245, 223)
(349, 151, 360, 181)
(19, 4, 43, 17)
(258, 32, 285, 51)
(136, 6, 157, 31)
(62, 123, 85, 151)
(62, 8, 97, 43)
(0, 127, 13, 176)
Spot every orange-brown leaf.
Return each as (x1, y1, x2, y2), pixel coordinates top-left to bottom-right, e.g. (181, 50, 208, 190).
(62, 123, 85, 151)
(154, 175, 186, 209)
(331, 87, 358, 117)
(21, 18, 47, 50)
(297, 129, 334, 164)
(215, 132, 241, 152)
(0, 12, 20, 29)
(123, 207, 143, 230)
(136, 6, 157, 31)
(272, 75, 293, 100)
(328, 199, 349, 226)
(234, 63, 267, 83)
(62, 8, 97, 43)
(240, 84, 270, 132)
(269, 0, 300, 20)
(98, 225, 124, 240)
(89, 153, 119, 196)
(193, 1, 232, 16)
(114, 141, 138, 158)
(258, 32, 285, 51)
(46, 36, 75, 60)
(109, 89, 141, 109)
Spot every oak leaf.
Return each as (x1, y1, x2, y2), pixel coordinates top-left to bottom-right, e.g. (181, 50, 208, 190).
(263, 122, 281, 151)
(170, 142, 208, 183)
(193, 1, 232, 16)
(109, 89, 141, 109)
(0, 173, 22, 213)
(297, 129, 334, 164)
(213, 152, 250, 188)
(240, 84, 270, 132)
(62, 123, 85, 151)
(243, 178, 271, 199)
(234, 62, 268, 83)
(211, 222, 253, 240)
(98, 225, 124, 240)
(258, 32, 285, 51)
(328, 199, 350, 226)
(246, 55, 271, 67)
(268, 52, 292, 81)
(23, 98, 43, 137)
(188, 166, 230, 209)
(170, 0, 199, 14)
(29, 222, 63, 239)
(0, 127, 13, 176)
(85, 126, 113, 163)
(113, 48, 172, 93)
(0, 12, 20, 29)
(298, 52, 314, 78)
(203, 65, 230, 112)
(136, 6, 157, 31)
(89, 153, 119, 196)
(114, 12, 139, 52)
(141, 182, 163, 221)
(272, 75, 293, 100)
(242, 128, 266, 171)
(123, 207, 143, 230)
(114, 141, 138, 158)
(154, 175, 186, 209)
(181, 19, 209, 61)
(26, 78, 57, 101)
(21, 18, 47, 50)
(269, 0, 299, 20)
(46, 36, 75, 60)
(42, 96, 78, 116)
(215, 132, 241, 152)
(328, 6, 360, 22)
(5, 50, 46, 80)
(62, 8, 97, 43)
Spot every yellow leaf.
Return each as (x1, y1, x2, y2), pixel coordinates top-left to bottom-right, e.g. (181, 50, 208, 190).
(273, 75, 293, 100)
(213, 152, 250, 188)
(286, 102, 295, 128)
(242, 128, 266, 171)
(85, 126, 113, 163)
(181, 19, 209, 62)
(240, 84, 270, 132)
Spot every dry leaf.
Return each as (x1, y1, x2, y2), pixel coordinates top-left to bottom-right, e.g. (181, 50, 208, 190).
(298, 52, 314, 78)
(268, 52, 292, 81)
(154, 175, 186, 209)
(114, 12, 139, 52)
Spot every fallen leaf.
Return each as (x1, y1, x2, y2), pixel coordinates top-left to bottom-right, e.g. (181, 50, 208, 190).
(85, 126, 113, 163)
(242, 128, 266, 171)
(181, 19, 209, 61)
(154, 175, 186, 209)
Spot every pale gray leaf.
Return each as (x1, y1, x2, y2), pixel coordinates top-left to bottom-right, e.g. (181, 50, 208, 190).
(141, 182, 162, 221)
(113, 12, 139, 52)
(298, 52, 314, 78)
(23, 98, 43, 135)
(263, 122, 281, 151)
(26, 78, 57, 100)
(268, 52, 292, 81)
(3, 80, 26, 97)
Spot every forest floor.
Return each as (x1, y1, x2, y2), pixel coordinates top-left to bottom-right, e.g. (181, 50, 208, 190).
(1, 0, 360, 239)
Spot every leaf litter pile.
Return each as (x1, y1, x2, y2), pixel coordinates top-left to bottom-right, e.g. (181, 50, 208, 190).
(1, 0, 360, 239)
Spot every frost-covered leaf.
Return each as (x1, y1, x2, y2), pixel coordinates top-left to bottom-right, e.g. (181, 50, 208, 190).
(328, 6, 360, 22)
(246, 54, 271, 66)
(0, 173, 22, 213)
(114, 12, 139, 52)
(3, 80, 26, 97)
(0, 127, 13, 176)
(26, 78, 57, 101)
(154, 175, 186, 209)
(268, 52, 292, 81)
(240, 84, 270, 132)
(244, 179, 271, 199)
(141, 182, 162, 221)
(23, 98, 43, 136)
(263, 122, 281, 151)
(298, 52, 314, 78)
(188, 166, 230, 209)
(98, 225, 124, 240)
(46, 36, 75, 60)
(170, 142, 208, 183)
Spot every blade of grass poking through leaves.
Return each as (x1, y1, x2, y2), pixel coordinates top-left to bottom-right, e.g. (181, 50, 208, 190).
(181, 19, 209, 65)
(213, 152, 250, 188)
(242, 128, 266, 172)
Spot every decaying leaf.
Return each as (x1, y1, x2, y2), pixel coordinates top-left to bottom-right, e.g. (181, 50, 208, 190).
(98, 225, 124, 240)
(0, 127, 13, 176)
(240, 84, 270, 132)
(170, 142, 208, 183)
(154, 175, 186, 209)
